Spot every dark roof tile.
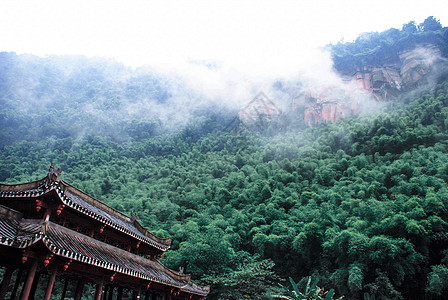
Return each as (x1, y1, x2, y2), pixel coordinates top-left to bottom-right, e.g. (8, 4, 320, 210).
(64, 190, 169, 251)
(42, 221, 209, 296)
(1, 179, 171, 251)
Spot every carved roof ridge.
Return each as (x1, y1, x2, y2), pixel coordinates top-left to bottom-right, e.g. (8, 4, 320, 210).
(0, 179, 44, 192)
(40, 221, 209, 296)
(0, 211, 43, 249)
(0, 175, 172, 249)
(62, 181, 130, 224)
(152, 260, 192, 282)
(60, 181, 172, 248)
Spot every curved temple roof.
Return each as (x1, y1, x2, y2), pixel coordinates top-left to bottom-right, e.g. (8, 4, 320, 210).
(41, 221, 209, 296)
(0, 210, 209, 296)
(0, 169, 211, 297)
(0, 176, 172, 251)
(0, 208, 41, 249)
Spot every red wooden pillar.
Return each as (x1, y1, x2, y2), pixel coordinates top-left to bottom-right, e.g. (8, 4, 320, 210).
(20, 259, 38, 300)
(94, 277, 104, 300)
(0, 266, 14, 300)
(74, 279, 85, 300)
(43, 267, 58, 300)
(28, 272, 40, 300)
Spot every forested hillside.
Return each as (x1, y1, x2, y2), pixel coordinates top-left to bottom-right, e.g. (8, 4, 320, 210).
(2, 17, 448, 299)
(0, 53, 235, 148)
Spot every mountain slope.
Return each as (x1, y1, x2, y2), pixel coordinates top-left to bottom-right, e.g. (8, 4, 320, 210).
(1, 17, 448, 299)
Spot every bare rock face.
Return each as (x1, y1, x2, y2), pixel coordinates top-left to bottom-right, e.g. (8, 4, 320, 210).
(399, 45, 440, 86)
(303, 87, 359, 127)
(236, 45, 444, 129)
(354, 66, 402, 101)
(303, 44, 442, 126)
(352, 44, 440, 101)
(304, 102, 355, 126)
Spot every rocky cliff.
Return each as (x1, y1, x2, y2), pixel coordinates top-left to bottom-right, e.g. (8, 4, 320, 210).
(302, 44, 444, 126)
(302, 87, 359, 127)
(236, 42, 446, 129)
(351, 44, 441, 101)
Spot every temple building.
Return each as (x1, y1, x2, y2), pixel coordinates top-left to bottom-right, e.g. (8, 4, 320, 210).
(0, 164, 209, 299)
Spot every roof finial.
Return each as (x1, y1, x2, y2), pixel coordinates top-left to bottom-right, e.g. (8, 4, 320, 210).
(48, 163, 62, 182)
(130, 211, 138, 222)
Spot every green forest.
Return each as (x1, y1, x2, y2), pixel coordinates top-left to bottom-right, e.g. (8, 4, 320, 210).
(2, 17, 448, 299)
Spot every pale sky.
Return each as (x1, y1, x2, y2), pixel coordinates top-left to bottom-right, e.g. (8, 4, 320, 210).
(1, 0, 447, 79)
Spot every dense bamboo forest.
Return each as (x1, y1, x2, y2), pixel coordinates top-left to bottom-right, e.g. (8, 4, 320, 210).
(2, 17, 448, 299)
